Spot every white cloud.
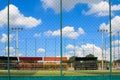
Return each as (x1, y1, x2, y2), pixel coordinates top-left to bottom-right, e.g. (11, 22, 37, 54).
(18, 53, 24, 57)
(65, 42, 120, 61)
(41, 0, 120, 16)
(34, 33, 41, 37)
(66, 44, 74, 50)
(0, 33, 13, 43)
(111, 16, 120, 32)
(99, 16, 120, 35)
(0, 4, 41, 28)
(85, 1, 120, 16)
(4, 46, 15, 54)
(99, 23, 108, 30)
(37, 48, 45, 53)
(41, 0, 102, 13)
(65, 43, 107, 60)
(41, 0, 60, 13)
(112, 4, 120, 11)
(107, 46, 120, 61)
(44, 26, 85, 39)
(112, 40, 120, 46)
(4, 53, 24, 57)
(78, 27, 85, 34)
(44, 30, 53, 36)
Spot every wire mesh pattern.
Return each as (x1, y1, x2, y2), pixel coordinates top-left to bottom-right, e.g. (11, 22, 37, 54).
(0, 0, 120, 77)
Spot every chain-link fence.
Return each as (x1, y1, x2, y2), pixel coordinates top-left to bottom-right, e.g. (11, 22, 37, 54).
(0, 0, 120, 79)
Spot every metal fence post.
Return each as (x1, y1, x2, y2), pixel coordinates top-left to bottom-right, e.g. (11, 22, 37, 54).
(109, 0, 112, 80)
(7, 0, 10, 80)
(60, 0, 63, 79)
(118, 32, 120, 59)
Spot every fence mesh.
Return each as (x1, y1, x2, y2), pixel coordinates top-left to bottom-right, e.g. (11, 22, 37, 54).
(0, 0, 120, 78)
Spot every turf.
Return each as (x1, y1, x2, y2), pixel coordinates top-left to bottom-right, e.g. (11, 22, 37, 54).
(0, 70, 120, 76)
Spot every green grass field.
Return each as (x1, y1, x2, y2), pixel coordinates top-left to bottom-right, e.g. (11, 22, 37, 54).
(0, 70, 120, 76)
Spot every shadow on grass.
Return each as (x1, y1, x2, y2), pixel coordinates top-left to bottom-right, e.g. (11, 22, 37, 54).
(0, 70, 37, 76)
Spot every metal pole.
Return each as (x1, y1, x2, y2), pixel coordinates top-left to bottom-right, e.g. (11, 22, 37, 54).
(118, 32, 120, 60)
(98, 29, 108, 70)
(109, 0, 112, 79)
(101, 32, 104, 70)
(7, 0, 10, 79)
(105, 38, 107, 69)
(16, 29, 19, 62)
(113, 35, 116, 68)
(60, 0, 63, 78)
(11, 28, 23, 61)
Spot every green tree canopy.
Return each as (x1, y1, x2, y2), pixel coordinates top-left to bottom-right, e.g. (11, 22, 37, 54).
(115, 59, 120, 63)
(67, 56, 76, 63)
(86, 54, 94, 57)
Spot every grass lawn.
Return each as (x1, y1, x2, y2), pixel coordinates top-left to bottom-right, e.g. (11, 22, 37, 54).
(0, 70, 120, 76)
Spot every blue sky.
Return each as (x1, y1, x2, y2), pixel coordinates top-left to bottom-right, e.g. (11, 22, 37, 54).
(0, 0, 120, 60)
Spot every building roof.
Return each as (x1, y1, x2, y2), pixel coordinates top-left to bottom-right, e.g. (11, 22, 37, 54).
(44, 57, 67, 61)
(20, 57, 42, 61)
(0, 56, 42, 61)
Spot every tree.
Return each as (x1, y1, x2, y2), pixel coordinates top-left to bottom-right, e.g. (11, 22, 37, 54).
(67, 56, 76, 63)
(86, 54, 94, 57)
(115, 59, 120, 63)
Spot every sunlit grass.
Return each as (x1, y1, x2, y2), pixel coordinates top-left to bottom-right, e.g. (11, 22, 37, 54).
(0, 70, 120, 76)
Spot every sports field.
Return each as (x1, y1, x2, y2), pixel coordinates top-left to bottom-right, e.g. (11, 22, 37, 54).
(0, 70, 120, 76)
